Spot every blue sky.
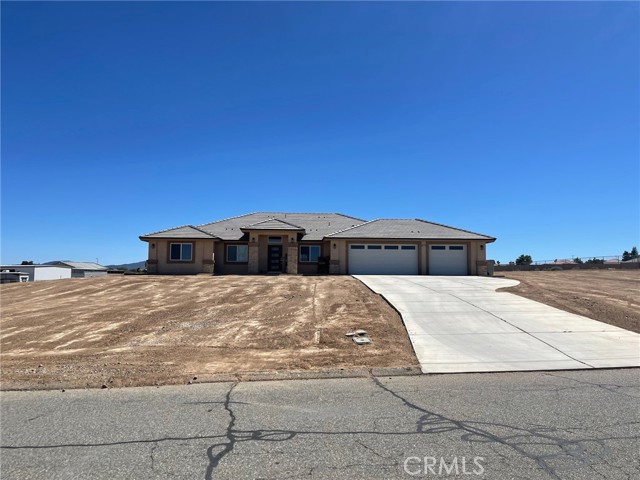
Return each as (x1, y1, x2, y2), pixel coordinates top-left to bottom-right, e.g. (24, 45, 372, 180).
(2, 1, 638, 265)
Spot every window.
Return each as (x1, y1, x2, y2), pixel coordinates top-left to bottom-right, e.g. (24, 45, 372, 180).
(350, 245, 365, 250)
(170, 243, 193, 261)
(401, 245, 416, 250)
(384, 245, 399, 250)
(268, 236, 282, 244)
(449, 246, 464, 250)
(226, 245, 248, 262)
(300, 245, 321, 262)
(431, 246, 446, 250)
(367, 245, 382, 249)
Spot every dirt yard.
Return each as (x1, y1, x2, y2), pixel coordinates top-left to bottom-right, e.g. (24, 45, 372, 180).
(0, 276, 417, 390)
(499, 269, 639, 333)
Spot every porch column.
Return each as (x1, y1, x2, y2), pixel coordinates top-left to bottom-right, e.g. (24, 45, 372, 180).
(329, 260, 340, 275)
(248, 244, 259, 274)
(287, 242, 298, 274)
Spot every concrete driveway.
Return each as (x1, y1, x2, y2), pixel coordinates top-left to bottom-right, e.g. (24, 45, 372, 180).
(355, 275, 640, 373)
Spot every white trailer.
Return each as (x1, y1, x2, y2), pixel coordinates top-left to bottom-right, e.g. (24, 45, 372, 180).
(0, 265, 72, 282)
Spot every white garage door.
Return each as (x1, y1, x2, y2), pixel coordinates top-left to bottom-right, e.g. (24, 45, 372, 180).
(349, 244, 419, 275)
(429, 245, 468, 275)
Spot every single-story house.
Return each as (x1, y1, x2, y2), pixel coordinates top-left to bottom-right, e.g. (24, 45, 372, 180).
(140, 212, 495, 276)
(44, 261, 109, 278)
(0, 265, 72, 282)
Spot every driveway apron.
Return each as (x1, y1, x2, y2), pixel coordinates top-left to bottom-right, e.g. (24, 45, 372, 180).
(355, 275, 640, 373)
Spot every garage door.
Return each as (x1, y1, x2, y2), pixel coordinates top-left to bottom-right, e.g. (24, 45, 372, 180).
(429, 245, 468, 275)
(348, 244, 418, 275)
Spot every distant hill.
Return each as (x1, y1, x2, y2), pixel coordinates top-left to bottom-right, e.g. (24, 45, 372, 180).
(107, 261, 146, 271)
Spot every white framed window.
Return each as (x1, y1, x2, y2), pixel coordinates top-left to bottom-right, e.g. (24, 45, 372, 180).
(300, 245, 321, 262)
(170, 243, 193, 261)
(226, 245, 248, 262)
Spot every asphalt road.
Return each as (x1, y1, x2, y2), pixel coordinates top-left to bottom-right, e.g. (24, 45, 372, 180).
(1, 370, 638, 479)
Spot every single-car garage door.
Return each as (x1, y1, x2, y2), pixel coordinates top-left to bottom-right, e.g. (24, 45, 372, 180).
(429, 245, 468, 275)
(349, 244, 418, 275)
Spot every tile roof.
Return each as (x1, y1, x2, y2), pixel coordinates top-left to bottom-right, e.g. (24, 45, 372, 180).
(240, 218, 305, 231)
(141, 213, 495, 242)
(140, 225, 218, 239)
(197, 212, 365, 241)
(327, 219, 495, 240)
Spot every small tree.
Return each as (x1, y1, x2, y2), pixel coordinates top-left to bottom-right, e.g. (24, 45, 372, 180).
(20, 260, 34, 265)
(515, 254, 532, 265)
(622, 247, 638, 261)
(573, 257, 583, 264)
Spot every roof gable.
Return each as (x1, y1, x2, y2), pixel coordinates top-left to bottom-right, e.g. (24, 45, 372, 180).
(241, 218, 305, 231)
(140, 225, 218, 239)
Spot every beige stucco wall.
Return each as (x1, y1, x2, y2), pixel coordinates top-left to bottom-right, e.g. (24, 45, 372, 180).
(214, 241, 249, 275)
(146, 239, 214, 275)
(297, 240, 329, 275)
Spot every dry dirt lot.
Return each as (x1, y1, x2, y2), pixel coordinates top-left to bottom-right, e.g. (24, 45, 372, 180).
(0, 276, 418, 390)
(499, 269, 639, 333)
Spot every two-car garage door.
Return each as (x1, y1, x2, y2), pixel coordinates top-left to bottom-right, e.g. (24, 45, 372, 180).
(348, 243, 469, 275)
(348, 244, 418, 275)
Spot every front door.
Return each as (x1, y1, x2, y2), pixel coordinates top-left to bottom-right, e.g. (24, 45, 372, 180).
(268, 245, 283, 272)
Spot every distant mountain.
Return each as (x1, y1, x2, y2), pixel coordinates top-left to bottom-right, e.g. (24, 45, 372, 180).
(107, 261, 146, 271)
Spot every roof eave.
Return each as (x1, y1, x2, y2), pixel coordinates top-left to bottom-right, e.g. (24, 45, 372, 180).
(239, 228, 305, 233)
(323, 235, 497, 241)
(139, 235, 219, 241)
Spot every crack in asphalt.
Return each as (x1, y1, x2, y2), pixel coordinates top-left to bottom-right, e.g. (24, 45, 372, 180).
(355, 439, 395, 461)
(3, 377, 638, 479)
(204, 382, 237, 479)
(203, 382, 297, 479)
(543, 372, 640, 398)
(149, 441, 158, 472)
(370, 377, 633, 480)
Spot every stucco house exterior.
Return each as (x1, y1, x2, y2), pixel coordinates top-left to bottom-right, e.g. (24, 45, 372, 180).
(140, 212, 495, 276)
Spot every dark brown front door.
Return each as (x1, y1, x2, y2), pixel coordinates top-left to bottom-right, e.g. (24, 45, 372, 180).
(268, 245, 283, 272)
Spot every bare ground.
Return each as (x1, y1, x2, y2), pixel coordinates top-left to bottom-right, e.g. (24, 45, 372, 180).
(498, 269, 640, 333)
(0, 276, 418, 390)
